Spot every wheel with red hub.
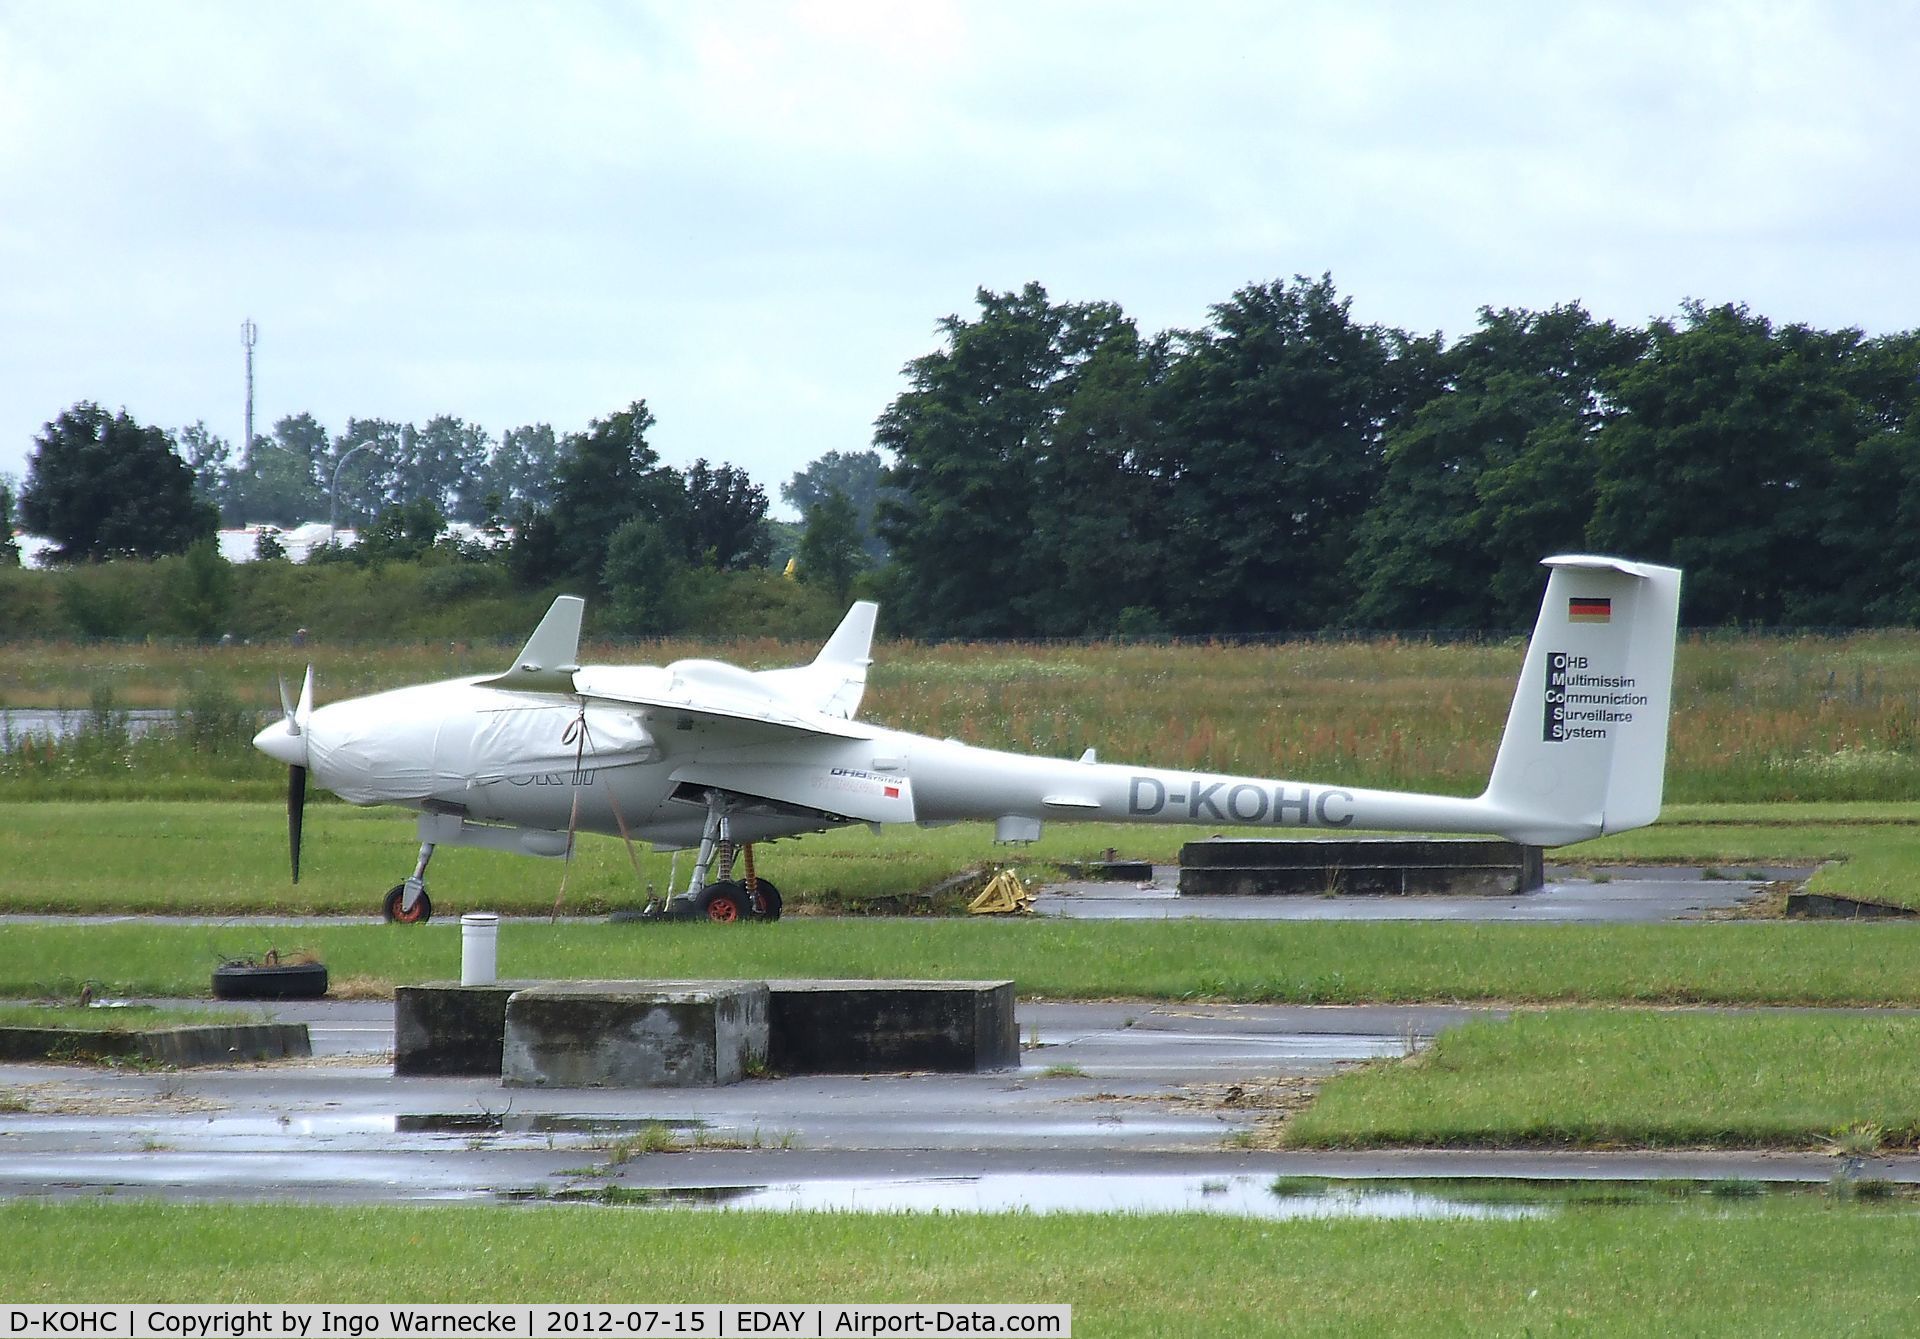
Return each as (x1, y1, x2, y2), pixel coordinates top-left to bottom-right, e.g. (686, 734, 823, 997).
(697, 881, 749, 923)
(382, 883, 433, 924)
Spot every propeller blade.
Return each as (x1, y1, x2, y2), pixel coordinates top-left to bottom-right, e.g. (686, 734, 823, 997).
(288, 764, 307, 885)
(295, 665, 314, 731)
(278, 675, 298, 731)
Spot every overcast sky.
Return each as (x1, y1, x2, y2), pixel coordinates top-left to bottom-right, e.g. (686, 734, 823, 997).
(2, 1, 1915, 517)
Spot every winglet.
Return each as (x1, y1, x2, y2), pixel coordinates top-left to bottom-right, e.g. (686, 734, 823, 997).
(477, 595, 585, 693)
(817, 601, 877, 670)
(753, 600, 879, 719)
(811, 601, 877, 718)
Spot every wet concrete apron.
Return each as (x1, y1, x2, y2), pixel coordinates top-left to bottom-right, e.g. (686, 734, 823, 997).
(0, 862, 1819, 931)
(3, 998, 1914, 1210)
(1034, 865, 1814, 921)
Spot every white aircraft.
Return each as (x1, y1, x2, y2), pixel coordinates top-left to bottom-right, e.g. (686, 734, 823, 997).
(253, 555, 1681, 923)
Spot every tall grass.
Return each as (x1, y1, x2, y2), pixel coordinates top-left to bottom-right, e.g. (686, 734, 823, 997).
(8, 629, 1920, 802)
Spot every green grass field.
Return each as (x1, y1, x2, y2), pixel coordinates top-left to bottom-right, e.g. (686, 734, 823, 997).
(1570, 807, 1920, 909)
(1285, 1010, 1920, 1149)
(0, 803, 1194, 915)
(2, 800, 1918, 915)
(0, 1002, 248, 1029)
(8, 917, 1920, 1004)
(11, 799, 1920, 914)
(3, 1200, 1918, 1334)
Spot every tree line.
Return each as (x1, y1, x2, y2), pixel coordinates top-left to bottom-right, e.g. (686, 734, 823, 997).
(876, 278, 1920, 635)
(7, 273, 1919, 640)
(0, 395, 893, 638)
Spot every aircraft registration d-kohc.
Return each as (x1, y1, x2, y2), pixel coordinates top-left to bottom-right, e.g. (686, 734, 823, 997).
(253, 555, 1681, 923)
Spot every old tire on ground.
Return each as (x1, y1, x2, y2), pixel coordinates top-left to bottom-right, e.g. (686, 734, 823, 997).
(698, 882, 749, 923)
(383, 884, 433, 924)
(212, 960, 329, 1000)
(747, 880, 783, 922)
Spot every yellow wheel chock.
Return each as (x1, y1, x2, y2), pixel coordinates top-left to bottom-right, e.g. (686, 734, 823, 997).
(967, 868, 1035, 915)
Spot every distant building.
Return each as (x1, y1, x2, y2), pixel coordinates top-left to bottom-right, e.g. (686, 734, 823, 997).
(217, 523, 360, 563)
(10, 520, 503, 568)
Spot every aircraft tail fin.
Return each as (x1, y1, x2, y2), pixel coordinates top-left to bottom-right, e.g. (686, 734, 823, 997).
(475, 595, 584, 693)
(758, 601, 878, 719)
(1480, 556, 1682, 843)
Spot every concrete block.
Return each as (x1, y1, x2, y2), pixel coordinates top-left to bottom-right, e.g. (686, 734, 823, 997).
(140, 1023, 311, 1066)
(1177, 837, 1544, 896)
(766, 979, 1018, 1074)
(0, 1023, 309, 1066)
(1179, 836, 1521, 869)
(502, 980, 769, 1088)
(395, 981, 541, 1077)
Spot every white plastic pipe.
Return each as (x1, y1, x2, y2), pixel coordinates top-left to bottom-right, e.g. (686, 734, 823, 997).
(460, 912, 499, 986)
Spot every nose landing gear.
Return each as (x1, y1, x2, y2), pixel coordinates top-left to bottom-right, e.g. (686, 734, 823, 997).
(381, 840, 435, 923)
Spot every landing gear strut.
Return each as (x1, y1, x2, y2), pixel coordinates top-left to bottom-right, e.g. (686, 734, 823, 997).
(382, 840, 435, 923)
(641, 791, 780, 923)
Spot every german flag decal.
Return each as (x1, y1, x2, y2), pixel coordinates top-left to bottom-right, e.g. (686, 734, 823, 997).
(1568, 596, 1612, 624)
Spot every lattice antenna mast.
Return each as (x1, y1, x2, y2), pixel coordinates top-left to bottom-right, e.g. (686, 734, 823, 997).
(240, 318, 259, 455)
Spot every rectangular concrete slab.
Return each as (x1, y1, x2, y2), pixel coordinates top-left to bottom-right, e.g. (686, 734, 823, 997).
(394, 981, 542, 1077)
(502, 980, 769, 1088)
(766, 979, 1018, 1074)
(1178, 837, 1544, 896)
(1180, 837, 1525, 869)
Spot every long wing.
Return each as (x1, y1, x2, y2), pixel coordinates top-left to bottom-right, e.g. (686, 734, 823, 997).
(572, 663, 876, 745)
(474, 595, 881, 746)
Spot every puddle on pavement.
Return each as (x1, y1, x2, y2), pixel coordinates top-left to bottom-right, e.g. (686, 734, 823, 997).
(508, 1173, 1920, 1218)
(2, 1111, 711, 1152)
(396, 1114, 708, 1137)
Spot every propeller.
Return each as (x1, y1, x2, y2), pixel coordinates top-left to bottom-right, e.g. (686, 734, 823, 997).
(256, 667, 314, 884)
(288, 758, 307, 884)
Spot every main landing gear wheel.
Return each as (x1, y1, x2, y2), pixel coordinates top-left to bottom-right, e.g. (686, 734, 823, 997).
(383, 883, 433, 924)
(697, 882, 749, 923)
(746, 879, 782, 922)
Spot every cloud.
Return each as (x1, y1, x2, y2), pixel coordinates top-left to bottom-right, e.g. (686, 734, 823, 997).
(1, 1, 1916, 506)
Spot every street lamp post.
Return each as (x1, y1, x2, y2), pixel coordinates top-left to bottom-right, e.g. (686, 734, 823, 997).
(328, 441, 378, 548)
